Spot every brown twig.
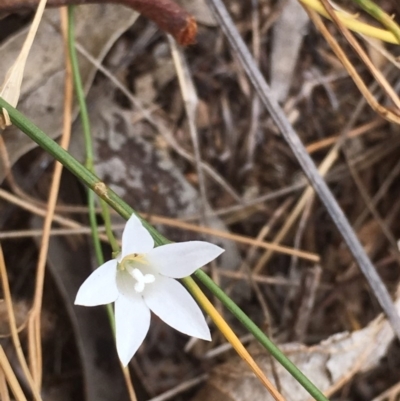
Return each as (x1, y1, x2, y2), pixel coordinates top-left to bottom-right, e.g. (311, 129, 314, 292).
(0, 0, 197, 45)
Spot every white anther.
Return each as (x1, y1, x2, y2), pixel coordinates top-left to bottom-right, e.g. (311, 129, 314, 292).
(131, 268, 155, 293)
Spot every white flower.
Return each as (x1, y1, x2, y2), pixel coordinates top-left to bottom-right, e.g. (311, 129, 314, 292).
(75, 214, 224, 366)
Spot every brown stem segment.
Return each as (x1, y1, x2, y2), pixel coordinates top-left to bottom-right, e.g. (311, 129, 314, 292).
(0, 0, 197, 45)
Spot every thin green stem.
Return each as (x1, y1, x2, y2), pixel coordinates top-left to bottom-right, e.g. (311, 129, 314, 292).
(67, 6, 94, 170)
(100, 199, 119, 253)
(87, 189, 104, 263)
(0, 97, 328, 401)
(68, 6, 102, 256)
(67, 6, 114, 329)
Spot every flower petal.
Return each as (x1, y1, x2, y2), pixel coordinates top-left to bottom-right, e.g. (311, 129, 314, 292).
(121, 214, 154, 257)
(115, 295, 151, 366)
(147, 241, 224, 278)
(143, 276, 211, 341)
(75, 260, 118, 306)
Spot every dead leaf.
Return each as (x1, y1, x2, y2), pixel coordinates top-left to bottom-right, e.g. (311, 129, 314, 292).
(0, 0, 48, 111)
(192, 298, 399, 401)
(270, 0, 309, 102)
(0, 5, 138, 183)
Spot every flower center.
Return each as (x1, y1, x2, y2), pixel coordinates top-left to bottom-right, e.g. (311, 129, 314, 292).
(120, 253, 148, 266)
(119, 254, 155, 293)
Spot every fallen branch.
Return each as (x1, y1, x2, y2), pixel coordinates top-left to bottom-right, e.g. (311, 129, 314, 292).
(0, 0, 197, 45)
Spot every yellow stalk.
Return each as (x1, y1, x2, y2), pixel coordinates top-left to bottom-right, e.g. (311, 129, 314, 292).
(183, 277, 285, 401)
(299, 0, 399, 44)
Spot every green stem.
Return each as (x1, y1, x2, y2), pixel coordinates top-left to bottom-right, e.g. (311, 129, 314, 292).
(0, 97, 327, 401)
(100, 200, 120, 253)
(87, 189, 104, 263)
(68, 6, 102, 256)
(67, 6, 115, 330)
(67, 6, 94, 171)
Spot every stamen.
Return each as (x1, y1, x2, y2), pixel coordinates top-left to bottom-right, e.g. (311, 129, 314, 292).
(131, 268, 155, 293)
(134, 281, 145, 293)
(143, 275, 155, 284)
